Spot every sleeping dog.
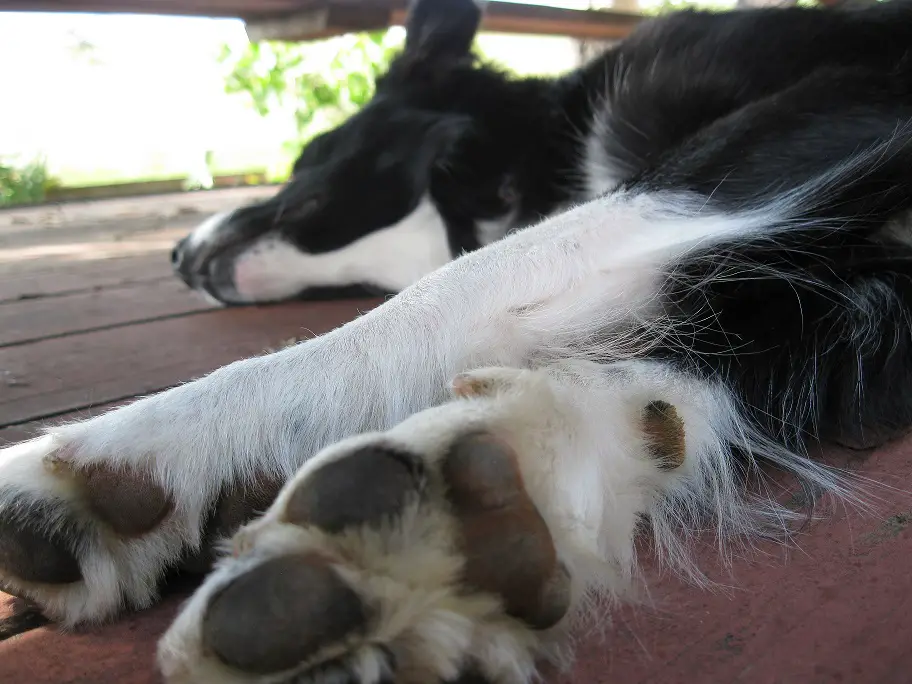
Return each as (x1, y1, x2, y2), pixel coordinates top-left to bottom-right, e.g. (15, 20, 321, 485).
(4, 1, 912, 682)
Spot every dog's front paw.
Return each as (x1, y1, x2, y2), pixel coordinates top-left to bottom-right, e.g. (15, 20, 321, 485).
(0, 432, 181, 625)
(158, 372, 582, 684)
(0, 405, 284, 627)
(158, 365, 692, 684)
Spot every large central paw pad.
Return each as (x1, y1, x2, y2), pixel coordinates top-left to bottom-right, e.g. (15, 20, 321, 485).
(443, 433, 569, 630)
(71, 461, 174, 536)
(160, 432, 570, 683)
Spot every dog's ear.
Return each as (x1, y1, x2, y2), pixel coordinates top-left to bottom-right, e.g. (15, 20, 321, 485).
(403, 113, 473, 180)
(404, 0, 486, 62)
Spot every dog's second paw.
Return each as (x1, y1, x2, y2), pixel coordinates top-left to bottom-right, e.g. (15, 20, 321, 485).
(158, 370, 585, 684)
(158, 439, 565, 682)
(158, 365, 691, 684)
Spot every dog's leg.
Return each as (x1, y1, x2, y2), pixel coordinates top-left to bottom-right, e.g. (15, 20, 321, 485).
(157, 359, 784, 683)
(0, 190, 790, 626)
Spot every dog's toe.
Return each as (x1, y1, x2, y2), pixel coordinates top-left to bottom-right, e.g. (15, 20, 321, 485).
(284, 445, 424, 533)
(202, 553, 369, 674)
(0, 497, 83, 585)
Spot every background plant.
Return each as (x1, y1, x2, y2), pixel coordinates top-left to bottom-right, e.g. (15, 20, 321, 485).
(218, 30, 403, 178)
(0, 156, 58, 206)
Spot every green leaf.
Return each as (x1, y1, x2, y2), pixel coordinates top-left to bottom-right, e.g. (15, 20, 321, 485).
(218, 28, 440, 150)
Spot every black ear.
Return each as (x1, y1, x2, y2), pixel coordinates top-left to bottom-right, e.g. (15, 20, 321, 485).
(405, 113, 473, 179)
(404, 0, 485, 62)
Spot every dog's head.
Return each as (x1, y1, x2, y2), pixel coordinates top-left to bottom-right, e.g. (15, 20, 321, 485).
(173, 0, 527, 305)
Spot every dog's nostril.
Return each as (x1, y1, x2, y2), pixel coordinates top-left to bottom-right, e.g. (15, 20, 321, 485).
(171, 239, 187, 268)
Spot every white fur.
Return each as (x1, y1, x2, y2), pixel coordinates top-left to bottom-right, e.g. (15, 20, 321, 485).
(584, 103, 626, 197)
(157, 358, 827, 683)
(0, 185, 846, 632)
(229, 196, 452, 301)
(476, 213, 515, 246)
(156, 364, 672, 683)
(185, 210, 235, 253)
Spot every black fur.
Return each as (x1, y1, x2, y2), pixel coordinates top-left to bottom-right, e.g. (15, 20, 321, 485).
(170, 2, 581, 298)
(590, 3, 912, 182)
(175, 1, 912, 455)
(594, 6, 912, 452)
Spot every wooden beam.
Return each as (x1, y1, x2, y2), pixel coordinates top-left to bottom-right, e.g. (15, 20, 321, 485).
(477, 2, 641, 40)
(246, 4, 396, 42)
(0, 0, 303, 18)
(248, 1, 643, 42)
(0, 0, 643, 41)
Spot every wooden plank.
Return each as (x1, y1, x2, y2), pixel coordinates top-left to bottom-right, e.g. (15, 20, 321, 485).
(0, 403, 127, 446)
(475, 3, 640, 40)
(0, 218, 185, 252)
(47, 178, 189, 203)
(0, 186, 277, 302)
(0, 299, 381, 428)
(0, 279, 215, 347)
(45, 174, 268, 204)
(0, 220, 188, 259)
(0, 186, 277, 238)
(0, 219, 187, 303)
(0, 591, 189, 683)
(0, 257, 172, 304)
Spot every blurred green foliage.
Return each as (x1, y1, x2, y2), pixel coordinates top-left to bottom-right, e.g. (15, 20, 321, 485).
(218, 30, 403, 178)
(0, 156, 58, 206)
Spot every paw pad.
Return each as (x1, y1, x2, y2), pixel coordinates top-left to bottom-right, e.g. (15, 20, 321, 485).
(44, 455, 174, 537)
(77, 463, 174, 537)
(284, 445, 424, 532)
(0, 498, 82, 585)
(642, 400, 686, 470)
(451, 368, 525, 399)
(443, 432, 570, 630)
(201, 553, 369, 674)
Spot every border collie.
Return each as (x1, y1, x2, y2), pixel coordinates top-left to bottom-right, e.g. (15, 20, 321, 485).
(3, 2, 912, 682)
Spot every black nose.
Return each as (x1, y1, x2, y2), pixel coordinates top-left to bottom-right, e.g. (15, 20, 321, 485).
(171, 237, 188, 270)
(171, 236, 196, 288)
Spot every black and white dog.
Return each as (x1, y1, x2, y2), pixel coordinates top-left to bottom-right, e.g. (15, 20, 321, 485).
(4, 2, 912, 682)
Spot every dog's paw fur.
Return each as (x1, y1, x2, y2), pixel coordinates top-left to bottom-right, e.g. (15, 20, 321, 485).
(158, 366, 689, 683)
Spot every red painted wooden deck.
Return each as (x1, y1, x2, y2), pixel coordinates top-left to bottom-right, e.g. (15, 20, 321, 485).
(0, 188, 910, 683)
